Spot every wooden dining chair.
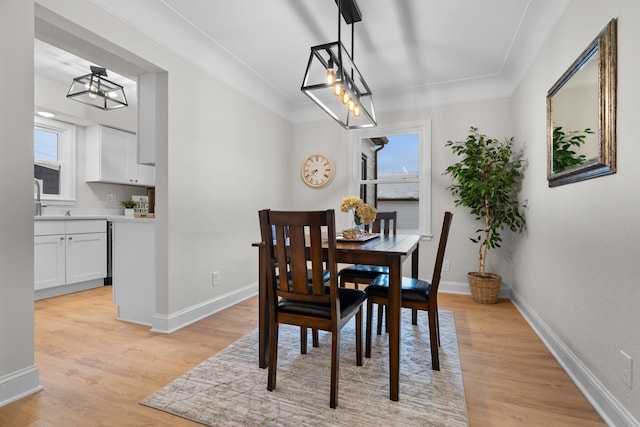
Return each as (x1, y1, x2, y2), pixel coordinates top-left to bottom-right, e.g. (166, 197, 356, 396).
(337, 211, 397, 290)
(258, 209, 366, 408)
(364, 211, 452, 371)
(272, 225, 329, 350)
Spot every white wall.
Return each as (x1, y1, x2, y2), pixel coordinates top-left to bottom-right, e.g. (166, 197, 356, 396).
(0, 0, 42, 406)
(163, 65, 292, 315)
(512, 0, 640, 423)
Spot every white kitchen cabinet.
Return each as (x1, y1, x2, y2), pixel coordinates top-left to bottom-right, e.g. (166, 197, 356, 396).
(65, 232, 107, 284)
(137, 72, 168, 166)
(34, 234, 65, 290)
(85, 125, 155, 186)
(34, 220, 107, 297)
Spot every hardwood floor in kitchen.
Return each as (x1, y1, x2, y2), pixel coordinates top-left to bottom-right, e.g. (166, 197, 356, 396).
(0, 286, 604, 426)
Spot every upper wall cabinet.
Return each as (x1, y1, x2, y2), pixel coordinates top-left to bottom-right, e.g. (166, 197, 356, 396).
(85, 125, 155, 187)
(137, 72, 168, 166)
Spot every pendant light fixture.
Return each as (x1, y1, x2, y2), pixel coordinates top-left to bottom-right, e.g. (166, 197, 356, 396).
(301, 0, 376, 129)
(67, 66, 128, 110)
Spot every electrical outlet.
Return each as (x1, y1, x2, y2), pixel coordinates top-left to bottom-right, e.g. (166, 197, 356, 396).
(107, 193, 116, 203)
(212, 271, 221, 286)
(620, 350, 633, 388)
(443, 260, 450, 272)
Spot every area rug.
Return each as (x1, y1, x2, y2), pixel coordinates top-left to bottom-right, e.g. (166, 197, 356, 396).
(141, 309, 468, 426)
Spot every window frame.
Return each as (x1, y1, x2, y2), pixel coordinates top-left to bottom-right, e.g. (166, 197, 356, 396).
(34, 116, 76, 204)
(349, 120, 432, 239)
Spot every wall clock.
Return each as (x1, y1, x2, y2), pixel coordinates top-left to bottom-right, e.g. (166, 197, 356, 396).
(300, 153, 335, 189)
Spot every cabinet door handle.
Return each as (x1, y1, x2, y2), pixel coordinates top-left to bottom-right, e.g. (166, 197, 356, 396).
(68, 237, 72, 240)
(60, 237, 64, 241)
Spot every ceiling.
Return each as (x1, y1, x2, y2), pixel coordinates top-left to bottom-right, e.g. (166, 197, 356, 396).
(35, 0, 570, 124)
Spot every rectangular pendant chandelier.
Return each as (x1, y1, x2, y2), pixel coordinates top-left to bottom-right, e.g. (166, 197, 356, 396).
(67, 66, 128, 110)
(301, 41, 376, 129)
(301, 0, 376, 129)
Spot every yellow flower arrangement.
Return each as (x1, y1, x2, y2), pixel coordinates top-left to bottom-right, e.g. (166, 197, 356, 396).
(340, 196, 363, 213)
(356, 203, 377, 225)
(340, 196, 377, 225)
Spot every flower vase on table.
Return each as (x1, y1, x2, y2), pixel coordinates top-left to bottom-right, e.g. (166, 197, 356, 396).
(340, 196, 377, 240)
(352, 216, 365, 237)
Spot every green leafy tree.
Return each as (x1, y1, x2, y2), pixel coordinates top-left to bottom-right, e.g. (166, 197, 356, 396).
(444, 127, 526, 275)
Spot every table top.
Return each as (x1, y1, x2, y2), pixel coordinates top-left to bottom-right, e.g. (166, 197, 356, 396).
(333, 234, 420, 266)
(335, 233, 420, 252)
(253, 234, 421, 266)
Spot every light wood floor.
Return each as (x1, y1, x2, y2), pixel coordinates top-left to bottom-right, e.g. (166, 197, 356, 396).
(0, 286, 604, 426)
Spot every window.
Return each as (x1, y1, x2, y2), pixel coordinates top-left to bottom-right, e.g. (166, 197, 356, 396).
(350, 120, 431, 238)
(34, 116, 76, 203)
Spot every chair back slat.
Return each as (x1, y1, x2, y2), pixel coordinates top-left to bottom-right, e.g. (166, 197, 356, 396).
(287, 224, 309, 294)
(367, 211, 397, 235)
(308, 225, 327, 295)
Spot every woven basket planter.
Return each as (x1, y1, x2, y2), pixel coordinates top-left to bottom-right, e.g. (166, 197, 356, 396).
(468, 272, 502, 304)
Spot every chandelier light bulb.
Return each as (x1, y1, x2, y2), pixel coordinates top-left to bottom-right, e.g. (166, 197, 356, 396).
(348, 99, 356, 111)
(325, 59, 336, 85)
(326, 69, 336, 85)
(333, 83, 343, 97)
(353, 105, 361, 116)
(342, 92, 350, 105)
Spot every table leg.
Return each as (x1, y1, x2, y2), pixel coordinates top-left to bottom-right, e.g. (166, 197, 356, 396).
(388, 255, 402, 401)
(411, 244, 419, 324)
(257, 243, 268, 369)
(411, 244, 419, 278)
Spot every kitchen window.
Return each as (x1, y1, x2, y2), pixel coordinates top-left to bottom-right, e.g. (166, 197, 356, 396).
(350, 120, 432, 238)
(34, 116, 76, 203)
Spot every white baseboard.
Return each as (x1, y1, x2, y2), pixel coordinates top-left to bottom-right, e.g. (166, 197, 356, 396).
(511, 289, 639, 427)
(0, 365, 42, 408)
(35, 279, 104, 301)
(150, 283, 258, 334)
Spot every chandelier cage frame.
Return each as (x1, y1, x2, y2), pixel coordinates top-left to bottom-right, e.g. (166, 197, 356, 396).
(300, 0, 376, 129)
(66, 66, 128, 111)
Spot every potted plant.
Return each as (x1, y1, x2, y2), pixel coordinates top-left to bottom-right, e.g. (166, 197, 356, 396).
(444, 127, 526, 304)
(121, 200, 137, 217)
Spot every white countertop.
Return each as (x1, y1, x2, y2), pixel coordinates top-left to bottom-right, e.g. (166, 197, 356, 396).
(34, 215, 110, 220)
(33, 207, 154, 222)
(109, 216, 155, 223)
(35, 215, 155, 223)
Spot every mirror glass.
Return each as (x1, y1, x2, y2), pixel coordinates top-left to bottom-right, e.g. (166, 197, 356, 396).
(547, 18, 617, 187)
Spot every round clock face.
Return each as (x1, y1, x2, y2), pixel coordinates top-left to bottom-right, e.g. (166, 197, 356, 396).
(300, 153, 335, 188)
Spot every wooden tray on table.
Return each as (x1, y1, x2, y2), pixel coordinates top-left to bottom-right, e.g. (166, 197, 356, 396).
(337, 232, 379, 242)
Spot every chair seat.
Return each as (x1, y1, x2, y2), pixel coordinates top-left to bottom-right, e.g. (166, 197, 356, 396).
(279, 288, 367, 319)
(365, 275, 431, 302)
(338, 264, 389, 279)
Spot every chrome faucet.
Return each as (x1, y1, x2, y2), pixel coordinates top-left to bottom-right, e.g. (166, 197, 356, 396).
(34, 178, 42, 216)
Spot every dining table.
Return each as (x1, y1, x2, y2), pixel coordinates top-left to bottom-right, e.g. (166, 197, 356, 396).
(254, 232, 422, 402)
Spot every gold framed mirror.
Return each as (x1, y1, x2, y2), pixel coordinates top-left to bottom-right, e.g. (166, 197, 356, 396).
(547, 18, 617, 187)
